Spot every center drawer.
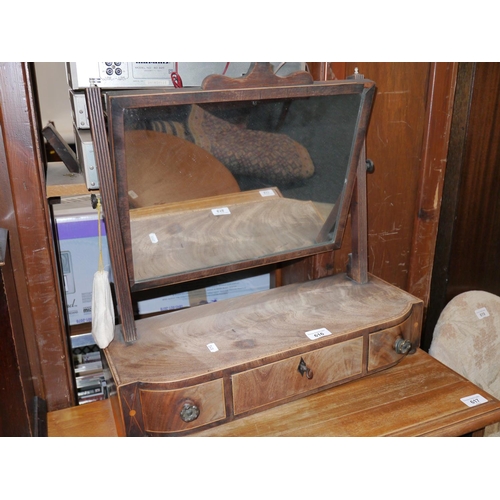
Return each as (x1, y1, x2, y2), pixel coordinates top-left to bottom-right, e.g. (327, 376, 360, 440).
(232, 338, 363, 415)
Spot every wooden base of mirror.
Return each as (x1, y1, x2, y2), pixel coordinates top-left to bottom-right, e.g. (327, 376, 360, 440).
(103, 272, 422, 436)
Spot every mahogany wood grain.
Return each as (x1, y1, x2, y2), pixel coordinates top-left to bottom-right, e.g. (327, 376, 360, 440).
(424, 63, 500, 349)
(346, 71, 372, 284)
(105, 274, 420, 387)
(86, 86, 137, 343)
(320, 63, 458, 307)
(0, 230, 34, 435)
(141, 379, 226, 433)
(201, 62, 313, 90)
(103, 273, 421, 436)
(130, 196, 325, 281)
(445, 62, 500, 300)
(232, 338, 363, 415)
(334, 63, 429, 291)
(343, 63, 425, 289)
(407, 62, 458, 307)
(48, 349, 500, 437)
(368, 317, 412, 371)
(422, 63, 476, 350)
(347, 142, 368, 283)
(0, 62, 74, 410)
(0, 63, 459, 414)
(195, 349, 500, 437)
(104, 78, 374, 295)
(131, 187, 282, 219)
(124, 129, 240, 209)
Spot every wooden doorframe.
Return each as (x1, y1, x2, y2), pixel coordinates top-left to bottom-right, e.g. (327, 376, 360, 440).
(421, 63, 475, 350)
(0, 62, 74, 411)
(407, 62, 459, 306)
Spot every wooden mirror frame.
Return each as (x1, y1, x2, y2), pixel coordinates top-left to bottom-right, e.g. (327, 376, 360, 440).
(86, 64, 375, 343)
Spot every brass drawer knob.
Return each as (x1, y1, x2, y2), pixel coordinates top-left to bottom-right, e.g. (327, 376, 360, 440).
(394, 338, 412, 355)
(180, 403, 200, 422)
(298, 357, 314, 379)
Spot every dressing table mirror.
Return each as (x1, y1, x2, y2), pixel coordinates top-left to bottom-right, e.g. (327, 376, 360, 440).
(86, 64, 423, 436)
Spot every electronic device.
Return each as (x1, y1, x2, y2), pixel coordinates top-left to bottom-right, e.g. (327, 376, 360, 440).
(74, 127, 98, 189)
(66, 62, 306, 89)
(60, 250, 75, 294)
(69, 90, 90, 129)
(66, 62, 176, 89)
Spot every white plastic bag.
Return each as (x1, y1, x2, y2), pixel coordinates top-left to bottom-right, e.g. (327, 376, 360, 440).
(91, 198, 115, 348)
(92, 269, 115, 349)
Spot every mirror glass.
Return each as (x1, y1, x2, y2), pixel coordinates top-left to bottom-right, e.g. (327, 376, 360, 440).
(108, 82, 373, 286)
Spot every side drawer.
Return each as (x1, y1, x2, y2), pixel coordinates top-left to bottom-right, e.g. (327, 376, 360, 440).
(232, 338, 363, 415)
(140, 379, 226, 434)
(368, 316, 413, 371)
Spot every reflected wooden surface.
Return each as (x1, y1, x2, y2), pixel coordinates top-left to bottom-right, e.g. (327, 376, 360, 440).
(125, 129, 241, 209)
(48, 349, 500, 437)
(130, 190, 327, 281)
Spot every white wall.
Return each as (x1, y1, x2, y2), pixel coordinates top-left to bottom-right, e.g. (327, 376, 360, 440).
(35, 62, 74, 143)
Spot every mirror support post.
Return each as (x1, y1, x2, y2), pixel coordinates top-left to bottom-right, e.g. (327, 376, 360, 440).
(347, 141, 368, 284)
(86, 87, 137, 343)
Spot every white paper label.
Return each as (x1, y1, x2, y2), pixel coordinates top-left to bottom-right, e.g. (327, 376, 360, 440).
(212, 207, 231, 216)
(259, 189, 276, 197)
(207, 343, 219, 352)
(305, 328, 333, 340)
(475, 307, 490, 319)
(128, 190, 138, 199)
(149, 233, 158, 244)
(460, 394, 488, 407)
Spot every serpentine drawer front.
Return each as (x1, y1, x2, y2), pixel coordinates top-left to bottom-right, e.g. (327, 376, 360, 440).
(140, 379, 226, 434)
(103, 273, 423, 436)
(368, 316, 414, 371)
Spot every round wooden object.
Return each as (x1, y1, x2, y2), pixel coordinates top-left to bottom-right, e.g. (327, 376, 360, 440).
(124, 129, 240, 208)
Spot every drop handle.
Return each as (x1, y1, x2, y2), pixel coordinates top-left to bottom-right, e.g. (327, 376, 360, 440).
(298, 357, 314, 379)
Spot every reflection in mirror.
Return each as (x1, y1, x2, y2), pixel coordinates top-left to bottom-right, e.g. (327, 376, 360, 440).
(119, 93, 363, 283)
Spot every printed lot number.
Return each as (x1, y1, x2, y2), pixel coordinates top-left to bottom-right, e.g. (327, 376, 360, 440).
(475, 307, 490, 319)
(207, 343, 219, 352)
(460, 394, 488, 407)
(259, 189, 276, 197)
(305, 328, 333, 341)
(212, 207, 231, 216)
